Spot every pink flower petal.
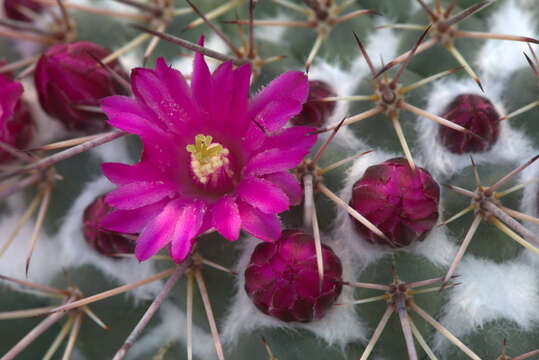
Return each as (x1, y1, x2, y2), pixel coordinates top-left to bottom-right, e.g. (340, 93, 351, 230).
(248, 71, 308, 133)
(100, 199, 167, 234)
(212, 195, 241, 241)
(102, 162, 160, 185)
(131, 58, 201, 136)
(101, 96, 165, 138)
(135, 199, 182, 261)
(229, 64, 251, 129)
(259, 126, 317, 153)
(208, 62, 251, 136)
(106, 181, 175, 210)
(244, 147, 309, 176)
(237, 177, 289, 214)
(263, 172, 302, 206)
(169, 200, 207, 263)
(191, 36, 211, 113)
(238, 201, 282, 242)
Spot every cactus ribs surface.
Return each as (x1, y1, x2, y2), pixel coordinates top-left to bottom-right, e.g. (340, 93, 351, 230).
(0, 0, 538, 359)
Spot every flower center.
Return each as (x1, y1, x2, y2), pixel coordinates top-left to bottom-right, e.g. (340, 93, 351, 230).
(186, 134, 234, 188)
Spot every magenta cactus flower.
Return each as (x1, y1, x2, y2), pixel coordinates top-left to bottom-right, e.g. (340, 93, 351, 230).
(34, 41, 128, 132)
(244, 229, 343, 322)
(439, 94, 500, 154)
(349, 158, 440, 247)
(0, 72, 35, 163)
(82, 194, 135, 257)
(100, 41, 316, 263)
(291, 80, 337, 127)
(3, 0, 43, 22)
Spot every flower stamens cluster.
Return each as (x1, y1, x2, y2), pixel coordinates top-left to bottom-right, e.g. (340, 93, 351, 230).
(186, 134, 233, 185)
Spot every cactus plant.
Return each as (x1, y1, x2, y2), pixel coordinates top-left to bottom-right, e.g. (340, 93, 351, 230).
(0, 0, 538, 359)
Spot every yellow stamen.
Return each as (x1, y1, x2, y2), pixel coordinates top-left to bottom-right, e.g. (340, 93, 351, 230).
(186, 134, 231, 184)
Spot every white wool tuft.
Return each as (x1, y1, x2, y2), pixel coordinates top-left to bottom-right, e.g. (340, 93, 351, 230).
(253, 12, 291, 44)
(221, 235, 365, 348)
(350, 17, 399, 76)
(127, 302, 215, 360)
(476, 0, 538, 84)
(415, 77, 535, 178)
(0, 194, 60, 285)
(518, 159, 539, 267)
(433, 256, 539, 353)
(20, 77, 70, 146)
(57, 176, 163, 301)
(307, 60, 366, 151)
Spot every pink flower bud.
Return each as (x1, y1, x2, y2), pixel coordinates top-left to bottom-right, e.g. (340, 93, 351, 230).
(0, 72, 35, 163)
(245, 229, 343, 322)
(34, 41, 128, 132)
(349, 158, 440, 247)
(439, 94, 500, 153)
(82, 194, 135, 257)
(3, 0, 43, 22)
(291, 80, 336, 127)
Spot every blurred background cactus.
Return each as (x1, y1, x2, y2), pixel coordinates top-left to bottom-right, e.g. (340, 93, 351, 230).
(0, 0, 538, 359)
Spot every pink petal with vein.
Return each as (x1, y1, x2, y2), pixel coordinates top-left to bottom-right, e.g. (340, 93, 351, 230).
(212, 195, 241, 241)
(263, 172, 302, 205)
(106, 181, 175, 210)
(169, 200, 207, 262)
(238, 201, 282, 242)
(100, 199, 168, 234)
(135, 199, 182, 261)
(237, 177, 289, 214)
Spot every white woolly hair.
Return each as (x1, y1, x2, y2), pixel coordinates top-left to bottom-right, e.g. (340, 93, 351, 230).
(56, 136, 166, 301)
(476, 0, 539, 84)
(128, 302, 215, 360)
(57, 176, 163, 301)
(311, 19, 402, 156)
(221, 234, 366, 348)
(333, 148, 458, 274)
(252, 12, 291, 44)
(350, 16, 399, 76)
(307, 60, 365, 151)
(415, 77, 535, 178)
(518, 158, 539, 267)
(433, 256, 539, 355)
(19, 77, 70, 147)
(0, 139, 130, 289)
(0, 194, 60, 285)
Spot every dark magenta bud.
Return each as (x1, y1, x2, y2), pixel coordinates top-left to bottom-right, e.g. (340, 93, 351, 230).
(245, 229, 343, 323)
(34, 41, 128, 132)
(291, 80, 336, 127)
(82, 194, 135, 257)
(0, 72, 35, 163)
(3, 0, 43, 22)
(349, 158, 440, 247)
(439, 94, 500, 153)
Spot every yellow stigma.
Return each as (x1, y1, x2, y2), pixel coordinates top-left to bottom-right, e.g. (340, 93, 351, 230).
(186, 134, 231, 184)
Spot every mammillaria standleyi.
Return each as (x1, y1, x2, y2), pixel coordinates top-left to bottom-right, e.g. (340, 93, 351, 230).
(0, 0, 538, 359)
